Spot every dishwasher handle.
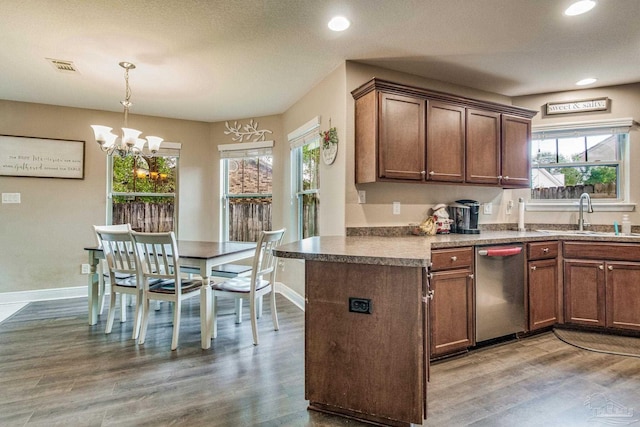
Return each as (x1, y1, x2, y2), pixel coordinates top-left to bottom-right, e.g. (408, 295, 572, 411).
(477, 246, 523, 257)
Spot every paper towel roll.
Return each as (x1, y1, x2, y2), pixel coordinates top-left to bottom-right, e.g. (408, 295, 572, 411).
(518, 197, 525, 231)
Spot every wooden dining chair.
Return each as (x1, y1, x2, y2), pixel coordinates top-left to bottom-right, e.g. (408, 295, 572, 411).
(94, 227, 143, 339)
(131, 231, 203, 350)
(211, 228, 285, 345)
(93, 224, 134, 316)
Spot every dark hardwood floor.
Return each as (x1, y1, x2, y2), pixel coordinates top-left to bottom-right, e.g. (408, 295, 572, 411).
(1, 295, 639, 426)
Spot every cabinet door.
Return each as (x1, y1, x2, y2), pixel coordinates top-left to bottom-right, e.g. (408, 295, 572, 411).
(426, 101, 465, 183)
(466, 109, 501, 184)
(501, 115, 531, 188)
(564, 260, 605, 327)
(606, 262, 640, 331)
(379, 92, 426, 181)
(528, 258, 559, 331)
(429, 268, 474, 357)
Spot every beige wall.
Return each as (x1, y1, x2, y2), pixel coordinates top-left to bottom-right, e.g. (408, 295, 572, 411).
(0, 100, 210, 292)
(2, 64, 639, 298)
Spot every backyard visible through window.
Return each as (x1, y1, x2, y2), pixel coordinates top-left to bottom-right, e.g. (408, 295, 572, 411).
(531, 133, 624, 200)
(223, 156, 272, 242)
(297, 140, 319, 238)
(110, 155, 177, 231)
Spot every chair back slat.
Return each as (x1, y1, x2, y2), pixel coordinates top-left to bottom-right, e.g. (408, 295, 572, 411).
(131, 231, 182, 292)
(250, 229, 286, 293)
(95, 230, 136, 276)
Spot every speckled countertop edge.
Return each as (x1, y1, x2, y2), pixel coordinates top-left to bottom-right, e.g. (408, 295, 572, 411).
(274, 230, 640, 267)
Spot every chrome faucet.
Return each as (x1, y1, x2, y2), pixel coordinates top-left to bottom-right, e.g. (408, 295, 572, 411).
(578, 192, 593, 231)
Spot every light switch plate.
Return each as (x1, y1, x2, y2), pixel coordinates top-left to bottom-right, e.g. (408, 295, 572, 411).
(357, 190, 366, 204)
(2, 193, 21, 203)
(392, 201, 401, 215)
(483, 202, 492, 215)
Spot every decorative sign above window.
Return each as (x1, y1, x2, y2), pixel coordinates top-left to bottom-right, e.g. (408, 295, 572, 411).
(544, 97, 610, 116)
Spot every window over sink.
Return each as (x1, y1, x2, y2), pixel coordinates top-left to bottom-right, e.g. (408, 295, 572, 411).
(529, 119, 636, 209)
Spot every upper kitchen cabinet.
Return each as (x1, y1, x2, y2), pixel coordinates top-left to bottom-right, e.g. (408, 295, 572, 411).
(426, 101, 465, 183)
(501, 115, 532, 188)
(352, 78, 537, 187)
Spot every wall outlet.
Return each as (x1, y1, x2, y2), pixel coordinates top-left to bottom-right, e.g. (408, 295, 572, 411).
(2, 193, 21, 203)
(483, 202, 492, 215)
(357, 190, 366, 204)
(392, 201, 401, 215)
(81, 264, 90, 274)
(506, 200, 514, 215)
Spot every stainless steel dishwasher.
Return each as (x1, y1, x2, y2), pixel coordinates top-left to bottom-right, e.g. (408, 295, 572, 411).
(475, 244, 525, 342)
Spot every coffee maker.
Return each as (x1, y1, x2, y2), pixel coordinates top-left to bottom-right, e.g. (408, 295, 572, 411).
(448, 199, 480, 234)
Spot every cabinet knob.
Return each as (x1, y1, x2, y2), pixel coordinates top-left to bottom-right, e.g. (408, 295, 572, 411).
(451, 256, 457, 261)
(497, 175, 503, 180)
(599, 265, 604, 270)
(542, 248, 549, 253)
(429, 171, 435, 176)
(421, 171, 426, 176)
(468, 274, 474, 280)
(427, 290, 435, 300)
(530, 265, 537, 271)
(503, 176, 510, 180)
(608, 265, 613, 271)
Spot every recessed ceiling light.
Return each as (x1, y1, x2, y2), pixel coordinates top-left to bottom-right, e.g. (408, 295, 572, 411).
(576, 78, 597, 86)
(328, 16, 350, 32)
(564, 0, 596, 16)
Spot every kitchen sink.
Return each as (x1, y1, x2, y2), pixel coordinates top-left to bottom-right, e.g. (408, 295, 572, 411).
(536, 229, 640, 237)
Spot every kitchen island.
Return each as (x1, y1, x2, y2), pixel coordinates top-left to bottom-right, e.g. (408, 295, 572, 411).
(274, 230, 640, 426)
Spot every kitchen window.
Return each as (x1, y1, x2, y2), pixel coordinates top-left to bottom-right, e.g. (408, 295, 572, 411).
(529, 119, 636, 210)
(289, 117, 320, 239)
(107, 142, 181, 232)
(219, 141, 273, 242)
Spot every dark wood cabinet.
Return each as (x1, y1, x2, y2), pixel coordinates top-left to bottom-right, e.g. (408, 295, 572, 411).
(429, 247, 474, 358)
(426, 101, 465, 183)
(501, 114, 531, 188)
(379, 92, 426, 180)
(466, 108, 501, 185)
(563, 242, 640, 331)
(352, 78, 536, 187)
(527, 241, 560, 331)
(305, 260, 427, 426)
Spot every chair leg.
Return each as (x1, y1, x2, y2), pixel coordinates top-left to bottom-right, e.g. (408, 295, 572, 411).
(270, 290, 279, 331)
(234, 298, 243, 324)
(171, 299, 181, 351)
(131, 290, 143, 340)
(250, 296, 259, 346)
(138, 296, 151, 345)
(256, 295, 263, 319)
(105, 290, 117, 334)
(98, 262, 106, 315)
(120, 292, 127, 323)
(211, 293, 218, 339)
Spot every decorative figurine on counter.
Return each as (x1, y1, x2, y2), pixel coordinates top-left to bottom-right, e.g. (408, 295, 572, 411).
(432, 204, 452, 234)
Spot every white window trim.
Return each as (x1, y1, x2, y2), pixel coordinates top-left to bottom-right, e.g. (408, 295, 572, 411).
(528, 118, 637, 212)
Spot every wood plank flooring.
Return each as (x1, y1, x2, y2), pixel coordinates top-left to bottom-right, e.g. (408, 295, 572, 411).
(1, 295, 639, 426)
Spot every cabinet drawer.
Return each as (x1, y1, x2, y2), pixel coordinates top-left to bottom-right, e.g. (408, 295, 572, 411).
(528, 241, 559, 260)
(430, 247, 473, 271)
(563, 242, 640, 262)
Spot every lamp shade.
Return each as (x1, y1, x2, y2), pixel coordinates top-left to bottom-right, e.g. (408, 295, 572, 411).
(103, 132, 118, 149)
(122, 128, 142, 147)
(146, 136, 163, 153)
(133, 138, 146, 151)
(90, 125, 113, 145)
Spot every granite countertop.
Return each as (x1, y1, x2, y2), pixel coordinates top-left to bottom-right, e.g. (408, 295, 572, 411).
(273, 230, 640, 267)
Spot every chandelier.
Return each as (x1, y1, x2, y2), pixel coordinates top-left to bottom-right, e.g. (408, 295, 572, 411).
(90, 62, 163, 157)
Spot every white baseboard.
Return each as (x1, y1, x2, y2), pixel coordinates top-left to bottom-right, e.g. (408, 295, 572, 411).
(275, 282, 305, 312)
(0, 286, 87, 304)
(1, 283, 306, 312)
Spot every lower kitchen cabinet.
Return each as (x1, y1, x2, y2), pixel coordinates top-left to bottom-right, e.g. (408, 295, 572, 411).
(429, 247, 474, 357)
(527, 241, 559, 331)
(564, 242, 640, 331)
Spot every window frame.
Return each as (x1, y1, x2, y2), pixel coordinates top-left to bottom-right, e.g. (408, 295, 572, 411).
(106, 146, 180, 233)
(527, 119, 636, 212)
(292, 141, 320, 239)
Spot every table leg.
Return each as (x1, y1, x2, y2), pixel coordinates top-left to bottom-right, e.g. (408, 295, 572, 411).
(87, 250, 100, 325)
(201, 276, 212, 349)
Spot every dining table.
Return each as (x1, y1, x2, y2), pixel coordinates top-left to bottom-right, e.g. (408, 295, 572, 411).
(84, 240, 256, 349)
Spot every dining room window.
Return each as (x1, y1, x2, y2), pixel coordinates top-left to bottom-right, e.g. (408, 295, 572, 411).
(289, 117, 320, 239)
(530, 121, 632, 202)
(219, 141, 273, 242)
(107, 142, 180, 232)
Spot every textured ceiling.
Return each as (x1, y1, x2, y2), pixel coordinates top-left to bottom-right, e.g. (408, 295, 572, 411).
(0, 0, 638, 122)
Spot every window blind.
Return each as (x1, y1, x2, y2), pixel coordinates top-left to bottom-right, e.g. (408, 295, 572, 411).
(217, 140, 274, 159)
(533, 118, 639, 140)
(288, 116, 320, 149)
